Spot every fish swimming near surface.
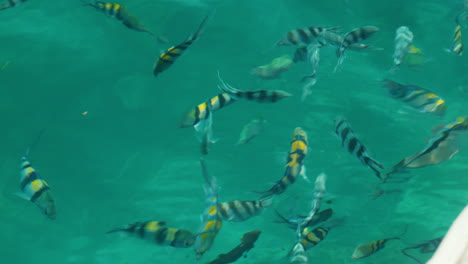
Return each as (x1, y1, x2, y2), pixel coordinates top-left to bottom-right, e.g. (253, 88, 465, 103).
(274, 208, 333, 229)
(335, 26, 379, 72)
(0, 0, 28, 11)
(153, 15, 210, 77)
(257, 127, 308, 198)
(392, 26, 414, 72)
(17, 154, 56, 220)
(206, 230, 261, 264)
(335, 117, 385, 180)
(237, 117, 266, 145)
(277, 26, 341, 46)
(386, 117, 468, 178)
(82, 1, 157, 37)
(195, 157, 223, 259)
(218, 198, 273, 222)
(402, 237, 443, 264)
(107, 221, 196, 248)
(381, 79, 446, 116)
(180, 93, 236, 128)
(217, 73, 292, 103)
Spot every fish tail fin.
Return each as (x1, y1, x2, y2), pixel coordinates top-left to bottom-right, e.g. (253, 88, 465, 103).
(252, 189, 276, 200)
(401, 247, 424, 264)
(363, 156, 385, 180)
(189, 10, 215, 42)
(259, 196, 274, 208)
(25, 129, 46, 157)
(106, 228, 125, 234)
(217, 71, 241, 96)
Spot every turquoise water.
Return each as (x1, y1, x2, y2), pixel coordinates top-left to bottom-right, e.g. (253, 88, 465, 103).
(1, 0, 467, 263)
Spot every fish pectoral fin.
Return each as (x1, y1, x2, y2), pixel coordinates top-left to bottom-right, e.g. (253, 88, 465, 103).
(13, 192, 31, 201)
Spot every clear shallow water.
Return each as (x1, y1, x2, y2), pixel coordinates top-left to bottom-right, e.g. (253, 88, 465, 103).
(1, 0, 467, 263)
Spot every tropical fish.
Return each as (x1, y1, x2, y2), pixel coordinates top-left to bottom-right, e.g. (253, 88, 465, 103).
(180, 93, 236, 128)
(381, 79, 446, 115)
(0, 0, 27, 11)
(218, 198, 273, 222)
(217, 74, 292, 103)
(335, 26, 379, 72)
(107, 221, 195, 248)
(206, 230, 261, 264)
(335, 117, 385, 180)
(82, 1, 156, 37)
(289, 242, 308, 264)
(299, 226, 330, 250)
(252, 55, 294, 80)
(402, 45, 426, 68)
(300, 44, 322, 101)
(153, 15, 209, 76)
(449, 13, 464, 56)
(274, 208, 333, 229)
(17, 155, 56, 219)
(317, 31, 372, 51)
(392, 26, 414, 71)
(237, 117, 266, 145)
(386, 117, 468, 177)
(257, 127, 308, 198)
(195, 158, 223, 259)
(277, 26, 340, 46)
(194, 104, 216, 155)
(351, 236, 400, 259)
(402, 237, 443, 264)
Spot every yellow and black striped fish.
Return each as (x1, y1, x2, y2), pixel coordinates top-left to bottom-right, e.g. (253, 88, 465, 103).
(180, 92, 236, 128)
(351, 237, 399, 259)
(153, 15, 209, 76)
(300, 226, 329, 250)
(218, 74, 292, 103)
(195, 158, 223, 259)
(335, 117, 385, 180)
(218, 198, 273, 222)
(335, 26, 379, 71)
(450, 13, 465, 56)
(277, 26, 341, 46)
(18, 156, 56, 219)
(382, 79, 446, 115)
(107, 221, 195, 248)
(402, 237, 443, 264)
(0, 0, 28, 11)
(83, 1, 155, 37)
(257, 127, 308, 198)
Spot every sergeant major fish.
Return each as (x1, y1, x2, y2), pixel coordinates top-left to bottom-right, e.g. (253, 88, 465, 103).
(335, 117, 385, 180)
(195, 157, 223, 259)
(82, 1, 157, 37)
(449, 13, 465, 56)
(107, 221, 195, 248)
(381, 79, 446, 116)
(0, 0, 28, 11)
(277, 26, 340, 46)
(153, 15, 210, 76)
(237, 117, 266, 145)
(351, 236, 400, 259)
(217, 73, 292, 103)
(392, 26, 414, 72)
(207, 230, 261, 264)
(17, 155, 56, 219)
(335, 26, 379, 72)
(180, 93, 236, 128)
(257, 127, 308, 198)
(218, 198, 273, 222)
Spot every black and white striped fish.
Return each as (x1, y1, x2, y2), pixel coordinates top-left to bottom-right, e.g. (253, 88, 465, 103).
(449, 13, 465, 56)
(0, 0, 28, 11)
(107, 221, 196, 248)
(218, 198, 273, 222)
(335, 26, 379, 72)
(334, 117, 385, 180)
(277, 26, 340, 46)
(180, 92, 236, 128)
(217, 74, 291, 103)
(17, 155, 56, 219)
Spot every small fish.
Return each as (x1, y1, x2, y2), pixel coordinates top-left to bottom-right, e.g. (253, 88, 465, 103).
(0, 0, 27, 10)
(392, 26, 414, 71)
(257, 127, 308, 198)
(274, 208, 333, 229)
(335, 26, 379, 72)
(402, 237, 443, 264)
(217, 74, 292, 103)
(153, 15, 209, 76)
(277, 26, 341, 46)
(194, 104, 216, 155)
(449, 13, 465, 56)
(218, 198, 273, 222)
(351, 237, 400, 259)
(289, 242, 308, 264)
(335, 117, 385, 180)
(381, 79, 446, 115)
(207, 230, 261, 264)
(252, 55, 294, 80)
(195, 158, 223, 259)
(83, 1, 156, 37)
(237, 117, 266, 145)
(0, 61, 10, 71)
(17, 155, 56, 219)
(180, 93, 236, 128)
(107, 221, 195, 248)
(299, 226, 329, 250)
